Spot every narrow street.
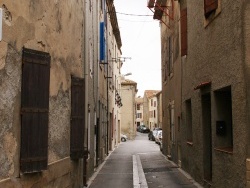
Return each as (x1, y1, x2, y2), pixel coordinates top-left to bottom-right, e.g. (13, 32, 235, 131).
(88, 133, 201, 188)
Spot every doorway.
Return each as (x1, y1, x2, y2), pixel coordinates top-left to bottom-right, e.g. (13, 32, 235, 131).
(202, 93, 212, 181)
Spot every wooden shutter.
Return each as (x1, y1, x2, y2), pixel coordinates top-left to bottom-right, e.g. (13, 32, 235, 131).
(204, 0, 218, 18)
(70, 76, 85, 160)
(181, 8, 187, 56)
(20, 48, 50, 173)
(169, 36, 173, 75)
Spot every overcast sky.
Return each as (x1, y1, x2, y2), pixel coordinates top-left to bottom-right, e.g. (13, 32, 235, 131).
(114, 0, 162, 97)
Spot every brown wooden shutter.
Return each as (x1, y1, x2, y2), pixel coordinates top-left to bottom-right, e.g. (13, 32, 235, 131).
(20, 48, 50, 173)
(181, 8, 187, 56)
(204, 0, 218, 18)
(70, 76, 85, 160)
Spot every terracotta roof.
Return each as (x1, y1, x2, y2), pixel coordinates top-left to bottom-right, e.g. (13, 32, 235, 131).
(144, 90, 161, 98)
(121, 79, 137, 85)
(121, 79, 137, 92)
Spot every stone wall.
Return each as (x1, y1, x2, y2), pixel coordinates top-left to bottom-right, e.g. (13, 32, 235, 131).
(181, 0, 248, 187)
(0, 0, 84, 187)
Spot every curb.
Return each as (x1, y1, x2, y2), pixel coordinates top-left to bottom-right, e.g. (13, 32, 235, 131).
(85, 149, 115, 188)
(160, 152, 203, 188)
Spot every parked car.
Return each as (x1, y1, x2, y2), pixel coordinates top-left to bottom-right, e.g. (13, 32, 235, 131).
(148, 130, 158, 141)
(155, 130, 162, 144)
(137, 125, 150, 133)
(121, 134, 128, 142)
(159, 137, 163, 151)
(148, 128, 162, 141)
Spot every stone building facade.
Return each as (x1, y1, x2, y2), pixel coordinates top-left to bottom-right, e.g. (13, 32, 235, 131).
(121, 79, 137, 140)
(156, 91, 162, 128)
(0, 0, 122, 187)
(150, 0, 250, 187)
(143, 90, 161, 130)
(135, 97, 144, 127)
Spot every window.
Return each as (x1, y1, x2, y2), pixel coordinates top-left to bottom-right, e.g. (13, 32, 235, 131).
(70, 76, 86, 159)
(186, 99, 193, 143)
(137, 104, 140, 110)
(214, 86, 233, 153)
(151, 99, 153, 106)
(100, 22, 106, 62)
(168, 36, 174, 76)
(154, 101, 156, 107)
(204, 0, 218, 18)
(204, 0, 221, 26)
(167, 36, 173, 76)
(154, 110, 156, 118)
(181, 8, 187, 56)
(20, 48, 50, 173)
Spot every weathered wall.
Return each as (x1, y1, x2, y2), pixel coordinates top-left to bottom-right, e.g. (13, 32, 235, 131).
(181, 0, 247, 187)
(243, 1, 250, 186)
(161, 0, 182, 164)
(0, 0, 84, 187)
(121, 83, 136, 140)
(143, 94, 149, 125)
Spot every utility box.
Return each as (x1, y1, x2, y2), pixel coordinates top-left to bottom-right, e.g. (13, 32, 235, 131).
(216, 121, 226, 136)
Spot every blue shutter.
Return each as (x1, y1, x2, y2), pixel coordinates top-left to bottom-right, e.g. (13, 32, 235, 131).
(100, 22, 105, 62)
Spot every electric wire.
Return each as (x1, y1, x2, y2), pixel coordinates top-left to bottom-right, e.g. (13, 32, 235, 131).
(116, 12, 153, 17)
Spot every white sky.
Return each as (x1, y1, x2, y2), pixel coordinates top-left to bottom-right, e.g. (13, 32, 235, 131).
(114, 0, 162, 97)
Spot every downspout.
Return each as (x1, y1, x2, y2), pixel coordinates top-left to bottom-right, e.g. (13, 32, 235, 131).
(96, 0, 100, 168)
(105, 3, 109, 156)
(83, 0, 89, 186)
(106, 45, 109, 155)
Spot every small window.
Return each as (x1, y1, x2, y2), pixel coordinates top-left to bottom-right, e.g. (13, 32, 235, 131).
(20, 48, 50, 173)
(181, 8, 187, 56)
(204, 0, 221, 26)
(167, 36, 174, 76)
(137, 104, 140, 110)
(204, 0, 218, 18)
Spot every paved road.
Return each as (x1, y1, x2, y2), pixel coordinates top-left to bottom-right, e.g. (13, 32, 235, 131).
(88, 133, 202, 188)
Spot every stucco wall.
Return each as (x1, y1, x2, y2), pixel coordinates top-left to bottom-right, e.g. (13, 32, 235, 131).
(181, 0, 248, 187)
(0, 0, 84, 187)
(243, 1, 250, 187)
(121, 84, 136, 140)
(161, 0, 182, 164)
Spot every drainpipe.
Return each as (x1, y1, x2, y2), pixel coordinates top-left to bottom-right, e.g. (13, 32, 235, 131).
(83, 0, 89, 186)
(106, 50, 109, 155)
(105, 3, 109, 156)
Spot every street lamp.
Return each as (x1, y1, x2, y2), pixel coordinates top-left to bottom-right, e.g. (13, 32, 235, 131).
(122, 72, 132, 77)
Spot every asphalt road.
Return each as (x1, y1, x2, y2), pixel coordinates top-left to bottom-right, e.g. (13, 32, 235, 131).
(88, 132, 202, 188)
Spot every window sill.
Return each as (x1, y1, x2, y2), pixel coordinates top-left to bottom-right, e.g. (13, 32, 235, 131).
(186, 141, 193, 146)
(214, 147, 233, 154)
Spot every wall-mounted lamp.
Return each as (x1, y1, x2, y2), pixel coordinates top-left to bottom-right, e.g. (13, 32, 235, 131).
(122, 72, 132, 77)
